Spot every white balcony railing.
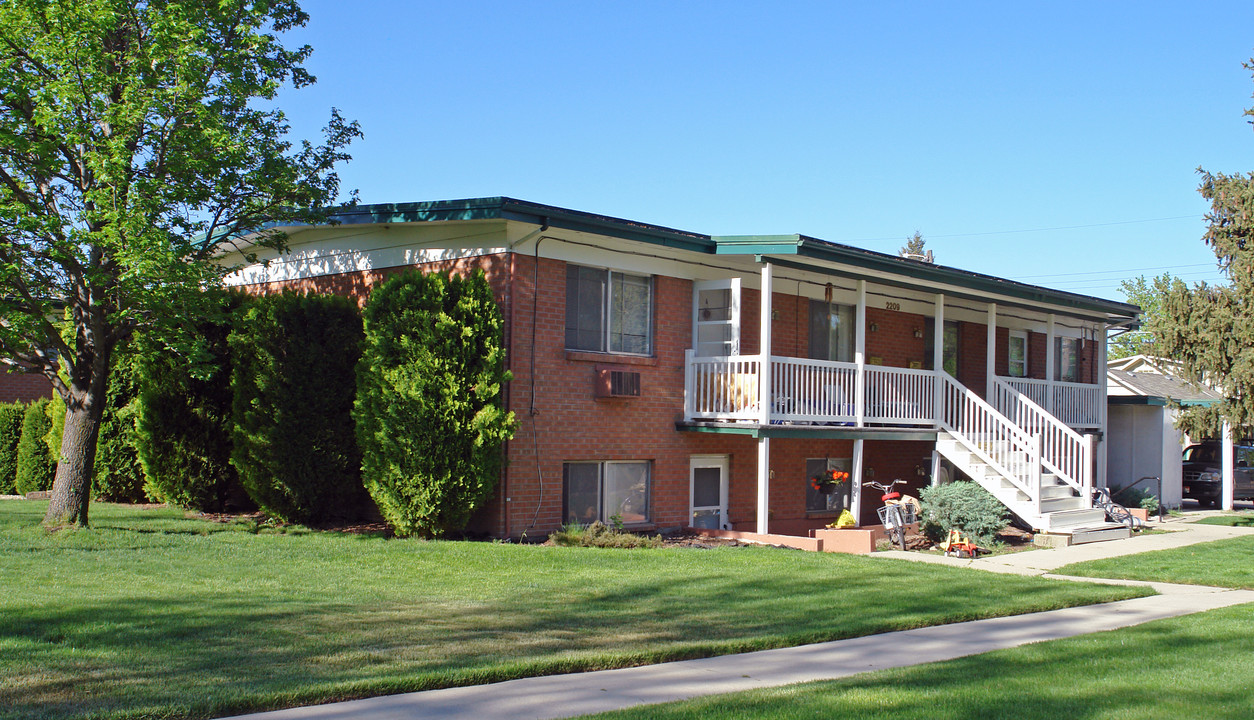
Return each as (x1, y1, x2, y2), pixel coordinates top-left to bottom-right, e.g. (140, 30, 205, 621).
(996, 376, 1102, 428)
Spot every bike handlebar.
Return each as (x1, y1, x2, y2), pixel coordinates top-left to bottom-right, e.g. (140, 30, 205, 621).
(862, 479, 906, 492)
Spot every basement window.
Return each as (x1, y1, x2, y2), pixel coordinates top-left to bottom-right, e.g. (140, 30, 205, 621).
(563, 461, 651, 526)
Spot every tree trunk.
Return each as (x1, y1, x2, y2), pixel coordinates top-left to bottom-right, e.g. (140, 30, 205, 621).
(42, 376, 108, 528)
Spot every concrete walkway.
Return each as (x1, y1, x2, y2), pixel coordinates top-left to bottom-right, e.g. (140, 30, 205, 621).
(221, 516, 1254, 720)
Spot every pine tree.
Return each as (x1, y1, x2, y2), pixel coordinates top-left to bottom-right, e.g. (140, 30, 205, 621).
(900, 231, 933, 262)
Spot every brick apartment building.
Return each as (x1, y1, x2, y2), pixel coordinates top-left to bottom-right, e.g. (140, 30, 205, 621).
(225, 197, 1138, 540)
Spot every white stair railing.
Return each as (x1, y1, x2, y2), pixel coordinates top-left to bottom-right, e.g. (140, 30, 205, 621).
(993, 377, 1093, 503)
(938, 372, 1042, 515)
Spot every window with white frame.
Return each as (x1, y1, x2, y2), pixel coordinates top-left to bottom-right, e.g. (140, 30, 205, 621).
(1056, 337, 1079, 382)
(565, 265, 653, 355)
(563, 461, 651, 525)
(1008, 330, 1028, 378)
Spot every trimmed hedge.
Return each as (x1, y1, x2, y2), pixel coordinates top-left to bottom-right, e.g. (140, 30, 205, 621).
(0, 402, 25, 494)
(919, 480, 1008, 547)
(93, 343, 148, 503)
(354, 269, 515, 537)
(229, 292, 366, 524)
(15, 398, 55, 494)
(136, 292, 247, 512)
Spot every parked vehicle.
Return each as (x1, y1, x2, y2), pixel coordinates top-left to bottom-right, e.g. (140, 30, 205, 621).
(1181, 441, 1254, 507)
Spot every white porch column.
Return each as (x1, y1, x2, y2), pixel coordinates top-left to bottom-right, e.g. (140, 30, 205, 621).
(1046, 315, 1056, 414)
(1222, 420, 1235, 512)
(933, 294, 945, 423)
(759, 263, 773, 425)
(930, 449, 942, 487)
(852, 438, 865, 525)
(855, 280, 867, 427)
(986, 303, 997, 400)
(1097, 327, 1109, 490)
(756, 436, 771, 533)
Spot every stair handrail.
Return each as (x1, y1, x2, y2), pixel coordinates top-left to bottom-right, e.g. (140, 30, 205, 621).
(993, 377, 1092, 500)
(937, 372, 1042, 508)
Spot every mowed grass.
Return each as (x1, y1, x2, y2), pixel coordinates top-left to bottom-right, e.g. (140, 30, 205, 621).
(1195, 514, 1254, 527)
(580, 604, 1254, 720)
(1056, 535, 1254, 589)
(1, 502, 1149, 720)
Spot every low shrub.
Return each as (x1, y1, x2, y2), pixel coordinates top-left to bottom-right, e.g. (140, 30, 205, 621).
(1115, 487, 1160, 514)
(15, 398, 55, 494)
(548, 522, 663, 548)
(0, 402, 26, 494)
(230, 292, 366, 524)
(919, 480, 1008, 547)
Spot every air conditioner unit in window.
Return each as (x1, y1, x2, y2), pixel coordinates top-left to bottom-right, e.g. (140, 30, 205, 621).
(595, 366, 642, 398)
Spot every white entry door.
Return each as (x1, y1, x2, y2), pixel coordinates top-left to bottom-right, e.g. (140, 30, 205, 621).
(690, 455, 729, 530)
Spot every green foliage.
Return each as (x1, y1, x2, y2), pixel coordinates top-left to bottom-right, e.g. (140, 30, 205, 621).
(93, 344, 148, 503)
(899, 231, 932, 262)
(548, 521, 663, 548)
(919, 480, 1008, 547)
(230, 292, 366, 524)
(14, 399, 54, 494)
(1114, 487, 1160, 514)
(136, 292, 246, 512)
(355, 270, 516, 537)
(1110, 272, 1176, 360)
(44, 392, 64, 460)
(1154, 59, 1254, 438)
(0, 0, 359, 525)
(0, 402, 25, 494)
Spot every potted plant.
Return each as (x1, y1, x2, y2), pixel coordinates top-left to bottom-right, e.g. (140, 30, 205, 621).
(811, 469, 850, 495)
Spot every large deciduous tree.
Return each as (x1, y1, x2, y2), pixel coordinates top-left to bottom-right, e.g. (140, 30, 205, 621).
(1154, 58, 1254, 438)
(1110, 272, 1176, 360)
(0, 0, 358, 526)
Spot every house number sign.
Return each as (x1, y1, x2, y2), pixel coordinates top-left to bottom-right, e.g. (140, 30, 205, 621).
(885, 301, 901, 311)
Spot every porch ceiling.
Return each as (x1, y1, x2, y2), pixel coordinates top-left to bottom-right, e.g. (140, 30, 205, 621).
(676, 421, 938, 442)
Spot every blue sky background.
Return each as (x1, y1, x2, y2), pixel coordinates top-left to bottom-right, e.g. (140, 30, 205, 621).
(277, 1, 1254, 301)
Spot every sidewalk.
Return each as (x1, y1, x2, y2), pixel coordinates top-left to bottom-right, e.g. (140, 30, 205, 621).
(222, 518, 1254, 720)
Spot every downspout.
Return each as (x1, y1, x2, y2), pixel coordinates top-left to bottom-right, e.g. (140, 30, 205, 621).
(525, 223, 552, 537)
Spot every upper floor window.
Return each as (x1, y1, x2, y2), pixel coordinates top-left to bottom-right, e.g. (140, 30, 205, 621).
(809, 301, 854, 362)
(1056, 337, 1079, 382)
(565, 265, 653, 355)
(1008, 330, 1028, 378)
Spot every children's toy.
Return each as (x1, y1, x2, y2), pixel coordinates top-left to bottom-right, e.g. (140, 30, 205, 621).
(940, 528, 983, 558)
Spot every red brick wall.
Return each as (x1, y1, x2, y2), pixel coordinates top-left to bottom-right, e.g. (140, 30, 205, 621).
(956, 322, 987, 396)
(1028, 332, 1047, 380)
(994, 327, 1010, 377)
(859, 440, 934, 526)
(0, 369, 53, 404)
(865, 307, 927, 368)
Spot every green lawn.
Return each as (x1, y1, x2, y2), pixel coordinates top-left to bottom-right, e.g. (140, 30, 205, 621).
(1195, 514, 1254, 527)
(1056, 536, 1254, 589)
(579, 604, 1254, 720)
(0, 501, 1149, 720)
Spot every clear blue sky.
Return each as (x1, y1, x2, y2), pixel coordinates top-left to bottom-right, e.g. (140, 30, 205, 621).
(278, 1, 1254, 301)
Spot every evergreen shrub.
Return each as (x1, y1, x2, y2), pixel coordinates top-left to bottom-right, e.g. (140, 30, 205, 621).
(136, 291, 246, 511)
(919, 480, 1008, 547)
(355, 269, 515, 537)
(0, 402, 26, 494)
(230, 291, 365, 523)
(15, 398, 55, 494)
(93, 343, 149, 503)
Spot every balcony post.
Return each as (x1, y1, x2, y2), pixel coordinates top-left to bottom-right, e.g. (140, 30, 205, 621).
(1096, 327, 1108, 490)
(986, 303, 997, 401)
(1045, 315, 1056, 414)
(756, 436, 771, 533)
(759, 262, 773, 425)
(933, 293, 944, 424)
(851, 438, 865, 526)
(855, 279, 866, 427)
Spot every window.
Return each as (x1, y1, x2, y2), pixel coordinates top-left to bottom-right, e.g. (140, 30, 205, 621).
(1008, 330, 1028, 378)
(924, 319, 960, 376)
(565, 265, 652, 355)
(1056, 337, 1078, 382)
(809, 301, 854, 362)
(563, 461, 651, 525)
(805, 457, 852, 513)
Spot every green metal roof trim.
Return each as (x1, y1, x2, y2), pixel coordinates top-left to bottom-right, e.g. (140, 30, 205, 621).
(676, 421, 937, 441)
(1108, 395, 1220, 407)
(249, 196, 1137, 319)
(711, 233, 1140, 319)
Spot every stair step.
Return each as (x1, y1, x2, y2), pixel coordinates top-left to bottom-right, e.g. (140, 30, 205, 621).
(1038, 508, 1105, 531)
(1040, 496, 1085, 513)
(1068, 524, 1132, 544)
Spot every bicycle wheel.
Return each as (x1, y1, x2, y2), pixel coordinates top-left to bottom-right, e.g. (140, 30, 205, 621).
(889, 506, 907, 551)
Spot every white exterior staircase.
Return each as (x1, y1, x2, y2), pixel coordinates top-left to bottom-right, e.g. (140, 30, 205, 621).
(934, 373, 1129, 543)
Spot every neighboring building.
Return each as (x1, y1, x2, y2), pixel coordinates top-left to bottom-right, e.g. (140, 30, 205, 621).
(0, 366, 53, 404)
(224, 197, 1140, 539)
(1107, 354, 1226, 508)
